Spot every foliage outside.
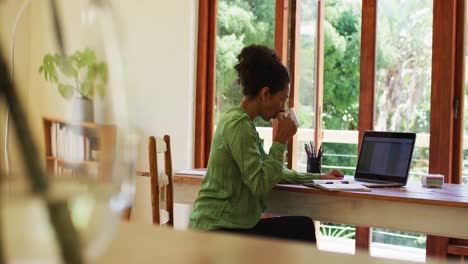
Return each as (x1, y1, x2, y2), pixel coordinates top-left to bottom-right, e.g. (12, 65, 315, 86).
(39, 48, 108, 101)
(215, 0, 275, 127)
(320, 225, 426, 249)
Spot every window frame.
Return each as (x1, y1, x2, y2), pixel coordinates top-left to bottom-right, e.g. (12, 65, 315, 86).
(194, 0, 216, 168)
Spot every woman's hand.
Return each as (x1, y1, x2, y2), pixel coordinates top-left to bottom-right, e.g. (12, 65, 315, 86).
(274, 112, 297, 144)
(320, 169, 344, 180)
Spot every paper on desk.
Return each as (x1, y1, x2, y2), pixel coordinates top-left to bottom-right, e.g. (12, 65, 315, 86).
(176, 169, 207, 176)
(304, 179, 371, 192)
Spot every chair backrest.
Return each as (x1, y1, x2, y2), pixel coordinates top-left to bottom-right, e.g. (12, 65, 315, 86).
(122, 135, 174, 226)
(148, 135, 174, 226)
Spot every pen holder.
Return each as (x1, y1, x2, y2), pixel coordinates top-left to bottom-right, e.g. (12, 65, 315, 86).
(307, 157, 321, 174)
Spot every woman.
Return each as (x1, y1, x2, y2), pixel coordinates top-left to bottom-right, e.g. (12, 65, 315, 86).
(189, 44, 344, 243)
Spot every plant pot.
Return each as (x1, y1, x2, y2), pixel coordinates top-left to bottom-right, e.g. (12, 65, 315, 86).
(71, 97, 94, 122)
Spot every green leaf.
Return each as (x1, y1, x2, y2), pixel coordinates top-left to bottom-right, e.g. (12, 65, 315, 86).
(96, 62, 108, 83)
(87, 65, 97, 81)
(81, 48, 96, 67)
(70, 51, 81, 69)
(57, 56, 77, 78)
(81, 81, 93, 97)
(51, 72, 58, 82)
(39, 54, 59, 81)
(40, 48, 109, 100)
(58, 83, 74, 100)
(96, 83, 105, 98)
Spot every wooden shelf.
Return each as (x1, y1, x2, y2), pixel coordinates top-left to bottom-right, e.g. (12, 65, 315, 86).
(43, 117, 116, 179)
(46, 156, 99, 166)
(43, 117, 113, 129)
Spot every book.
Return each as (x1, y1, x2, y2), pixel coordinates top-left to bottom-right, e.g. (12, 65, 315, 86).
(304, 179, 371, 192)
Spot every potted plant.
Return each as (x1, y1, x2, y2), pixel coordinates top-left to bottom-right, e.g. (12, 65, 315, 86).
(39, 48, 108, 122)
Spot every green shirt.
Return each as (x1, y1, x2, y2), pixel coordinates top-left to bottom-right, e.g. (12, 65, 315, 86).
(189, 106, 320, 231)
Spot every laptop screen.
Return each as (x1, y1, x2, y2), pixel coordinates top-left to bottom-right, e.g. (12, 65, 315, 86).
(355, 131, 416, 184)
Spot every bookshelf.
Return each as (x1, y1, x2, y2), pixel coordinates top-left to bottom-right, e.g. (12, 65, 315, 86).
(43, 117, 116, 179)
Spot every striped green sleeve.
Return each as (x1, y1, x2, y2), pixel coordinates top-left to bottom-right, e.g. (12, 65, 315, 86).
(224, 118, 286, 196)
(281, 167, 321, 184)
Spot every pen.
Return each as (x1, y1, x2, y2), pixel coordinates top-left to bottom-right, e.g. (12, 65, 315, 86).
(324, 181, 349, 184)
(310, 141, 315, 158)
(304, 144, 310, 158)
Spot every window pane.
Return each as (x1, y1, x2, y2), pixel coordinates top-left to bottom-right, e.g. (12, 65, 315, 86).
(373, 0, 433, 258)
(215, 0, 276, 152)
(296, 0, 362, 175)
(374, 0, 433, 182)
(302, 0, 362, 255)
(321, 0, 362, 177)
(215, 0, 275, 128)
(295, 0, 318, 172)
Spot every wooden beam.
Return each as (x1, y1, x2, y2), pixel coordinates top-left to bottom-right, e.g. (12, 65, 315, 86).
(427, 0, 457, 259)
(273, 0, 290, 147)
(427, 235, 449, 259)
(194, 0, 216, 168)
(287, 0, 301, 170)
(205, 0, 217, 167)
(275, 0, 289, 64)
(447, 244, 468, 256)
(448, 238, 468, 256)
(355, 226, 371, 251)
(446, 0, 468, 258)
(451, 0, 466, 184)
(358, 0, 377, 141)
(429, 0, 456, 182)
(356, 0, 377, 252)
(314, 0, 325, 156)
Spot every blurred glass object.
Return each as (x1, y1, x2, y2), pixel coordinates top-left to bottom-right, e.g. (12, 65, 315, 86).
(2, 0, 137, 262)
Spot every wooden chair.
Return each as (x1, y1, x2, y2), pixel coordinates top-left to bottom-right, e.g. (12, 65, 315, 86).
(122, 135, 174, 226)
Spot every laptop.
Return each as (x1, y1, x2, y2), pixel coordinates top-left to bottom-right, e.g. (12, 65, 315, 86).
(353, 131, 416, 188)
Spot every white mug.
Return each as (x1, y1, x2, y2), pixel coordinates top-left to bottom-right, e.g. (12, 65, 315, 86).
(284, 108, 300, 127)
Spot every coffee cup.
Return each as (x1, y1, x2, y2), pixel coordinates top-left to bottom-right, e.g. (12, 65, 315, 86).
(284, 108, 300, 127)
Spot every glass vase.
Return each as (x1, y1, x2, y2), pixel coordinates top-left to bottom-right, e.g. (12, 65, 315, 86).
(1, 0, 137, 263)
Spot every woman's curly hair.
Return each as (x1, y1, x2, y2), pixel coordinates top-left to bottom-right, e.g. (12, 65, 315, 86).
(234, 44, 290, 97)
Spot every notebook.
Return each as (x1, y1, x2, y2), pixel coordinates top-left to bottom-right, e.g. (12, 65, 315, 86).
(305, 179, 371, 192)
(353, 131, 416, 187)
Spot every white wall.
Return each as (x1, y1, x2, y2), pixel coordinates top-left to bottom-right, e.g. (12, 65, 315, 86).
(0, 0, 197, 175)
(113, 0, 197, 172)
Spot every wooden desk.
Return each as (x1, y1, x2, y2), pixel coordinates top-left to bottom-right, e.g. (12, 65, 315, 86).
(97, 221, 416, 264)
(173, 170, 468, 258)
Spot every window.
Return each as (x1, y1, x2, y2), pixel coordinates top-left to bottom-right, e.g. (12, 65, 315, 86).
(295, 0, 319, 172)
(215, 0, 275, 127)
(374, 0, 432, 182)
(320, 0, 361, 177)
(215, 0, 277, 152)
(308, 0, 361, 254)
(195, 0, 467, 258)
(370, 0, 433, 256)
